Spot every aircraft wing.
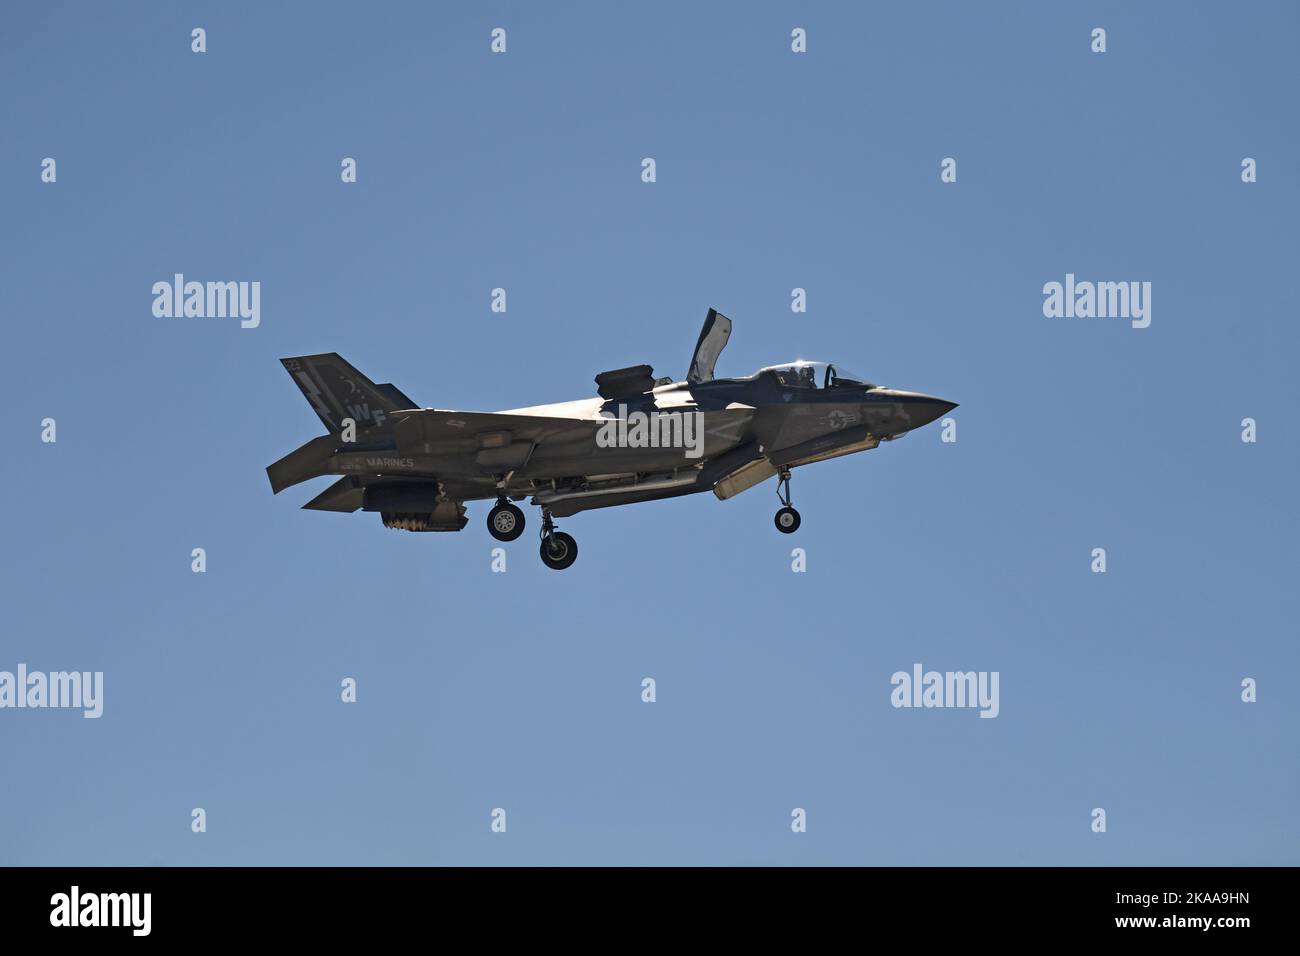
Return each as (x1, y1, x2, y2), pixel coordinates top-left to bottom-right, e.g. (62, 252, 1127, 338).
(389, 405, 754, 475)
(390, 408, 603, 465)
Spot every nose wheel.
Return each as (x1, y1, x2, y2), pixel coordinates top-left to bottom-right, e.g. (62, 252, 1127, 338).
(487, 499, 526, 541)
(538, 509, 578, 570)
(773, 468, 801, 534)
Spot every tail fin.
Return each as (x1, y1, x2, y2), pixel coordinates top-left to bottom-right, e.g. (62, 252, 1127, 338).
(279, 353, 417, 433)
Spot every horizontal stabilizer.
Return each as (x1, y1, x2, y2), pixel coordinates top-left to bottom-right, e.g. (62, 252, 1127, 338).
(302, 477, 364, 512)
(266, 434, 337, 494)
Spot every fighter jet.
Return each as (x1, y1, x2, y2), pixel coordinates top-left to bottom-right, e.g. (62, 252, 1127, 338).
(267, 310, 956, 570)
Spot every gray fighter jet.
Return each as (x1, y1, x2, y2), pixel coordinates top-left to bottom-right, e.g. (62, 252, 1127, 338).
(267, 310, 956, 570)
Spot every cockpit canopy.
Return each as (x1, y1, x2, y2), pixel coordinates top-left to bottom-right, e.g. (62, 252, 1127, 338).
(759, 360, 875, 389)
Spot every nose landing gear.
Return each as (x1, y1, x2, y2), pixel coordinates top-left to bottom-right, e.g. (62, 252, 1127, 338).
(773, 468, 801, 534)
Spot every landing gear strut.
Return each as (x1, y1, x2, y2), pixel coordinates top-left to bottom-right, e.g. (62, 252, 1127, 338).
(774, 467, 801, 534)
(538, 509, 578, 570)
(487, 498, 526, 542)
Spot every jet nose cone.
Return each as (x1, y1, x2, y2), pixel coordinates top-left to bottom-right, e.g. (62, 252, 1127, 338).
(900, 393, 957, 430)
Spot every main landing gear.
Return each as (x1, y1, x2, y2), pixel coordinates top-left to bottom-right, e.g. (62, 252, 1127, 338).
(486, 498, 526, 542)
(538, 509, 578, 571)
(774, 467, 801, 534)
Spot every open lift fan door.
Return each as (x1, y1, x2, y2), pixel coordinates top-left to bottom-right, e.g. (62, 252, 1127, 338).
(688, 308, 732, 384)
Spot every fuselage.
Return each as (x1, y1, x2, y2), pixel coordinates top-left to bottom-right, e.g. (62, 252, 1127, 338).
(497, 367, 955, 473)
(322, 367, 954, 496)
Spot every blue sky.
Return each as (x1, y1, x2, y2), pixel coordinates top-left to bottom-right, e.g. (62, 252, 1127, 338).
(1, 1, 1296, 865)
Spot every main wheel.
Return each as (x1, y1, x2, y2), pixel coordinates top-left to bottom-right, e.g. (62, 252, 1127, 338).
(774, 506, 801, 534)
(487, 502, 525, 542)
(539, 531, 578, 570)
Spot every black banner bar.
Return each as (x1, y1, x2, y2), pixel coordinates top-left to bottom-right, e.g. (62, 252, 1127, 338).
(0, 866, 1279, 941)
